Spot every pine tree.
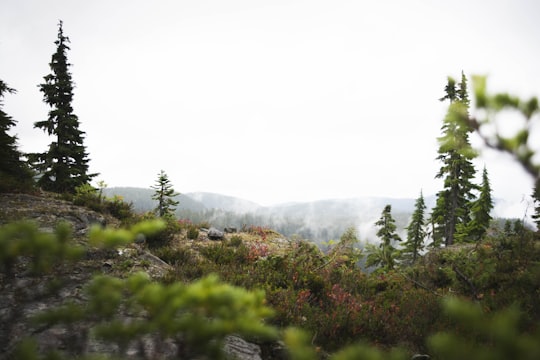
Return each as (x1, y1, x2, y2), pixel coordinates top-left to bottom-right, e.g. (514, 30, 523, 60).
(457, 166, 493, 242)
(366, 205, 401, 271)
(431, 73, 478, 246)
(0, 80, 34, 192)
(151, 170, 180, 218)
(30, 21, 95, 193)
(328, 227, 362, 269)
(532, 179, 540, 231)
(402, 191, 427, 264)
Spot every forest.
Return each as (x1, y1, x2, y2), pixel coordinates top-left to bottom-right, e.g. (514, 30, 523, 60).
(1, 21, 540, 359)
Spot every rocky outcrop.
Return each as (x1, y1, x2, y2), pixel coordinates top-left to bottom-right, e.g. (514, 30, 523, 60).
(0, 194, 165, 357)
(0, 193, 113, 235)
(0, 193, 276, 359)
(224, 335, 263, 360)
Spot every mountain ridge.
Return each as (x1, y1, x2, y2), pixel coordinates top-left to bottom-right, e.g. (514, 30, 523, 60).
(100, 187, 521, 243)
(103, 187, 429, 243)
(103, 187, 434, 214)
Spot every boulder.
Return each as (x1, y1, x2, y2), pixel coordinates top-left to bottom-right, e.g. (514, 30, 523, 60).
(223, 335, 262, 360)
(208, 227, 225, 240)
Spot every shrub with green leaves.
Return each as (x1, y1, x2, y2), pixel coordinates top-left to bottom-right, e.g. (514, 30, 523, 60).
(103, 195, 135, 222)
(72, 184, 135, 223)
(229, 234, 243, 247)
(72, 183, 101, 210)
(187, 224, 199, 240)
(139, 212, 180, 248)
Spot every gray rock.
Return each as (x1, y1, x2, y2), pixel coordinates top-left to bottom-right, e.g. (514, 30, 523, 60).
(223, 335, 262, 360)
(208, 227, 225, 240)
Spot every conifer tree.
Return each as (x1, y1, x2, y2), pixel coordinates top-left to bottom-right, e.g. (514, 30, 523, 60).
(431, 73, 478, 246)
(402, 191, 426, 264)
(30, 21, 95, 193)
(0, 80, 34, 192)
(151, 170, 179, 218)
(456, 166, 493, 242)
(366, 205, 401, 271)
(532, 180, 540, 231)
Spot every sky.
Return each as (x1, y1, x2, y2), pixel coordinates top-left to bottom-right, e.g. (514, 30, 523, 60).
(1, 0, 540, 217)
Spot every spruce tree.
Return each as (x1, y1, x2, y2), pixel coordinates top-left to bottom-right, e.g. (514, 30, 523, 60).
(532, 179, 540, 231)
(457, 166, 493, 242)
(402, 191, 427, 264)
(151, 170, 180, 218)
(30, 21, 95, 193)
(366, 204, 401, 271)
(0, 80, 34, 192)
(431, 73, 478, 246)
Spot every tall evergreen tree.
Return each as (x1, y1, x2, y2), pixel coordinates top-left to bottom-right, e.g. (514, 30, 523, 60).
(402, 191, 427, 264)
(431, 73, 478, 247)
(531, 180, 540, 232)
(366, 205, 401, 271)
(151, 170, 180, 218)
(0, 80, 34, 192)
(30, 21, 95, 193)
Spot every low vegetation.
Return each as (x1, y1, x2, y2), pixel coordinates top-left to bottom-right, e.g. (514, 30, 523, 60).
(1, 205, 540, 359)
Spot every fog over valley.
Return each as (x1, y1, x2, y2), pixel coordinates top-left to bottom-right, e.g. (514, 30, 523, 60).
(104, 188, 529, 245)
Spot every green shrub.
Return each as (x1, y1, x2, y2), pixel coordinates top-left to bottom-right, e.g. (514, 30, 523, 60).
(163, 260, 205, 283)
(187, 225, 199, 240)
(72, 183, 101, 211)
(72, 184, 135, 223)
(104, 195, 135, 222)
(200, 242, 247, 265)
(229, 235, 243, 247)
(152, 246, 193, 266)
(141, 213, 180, 248)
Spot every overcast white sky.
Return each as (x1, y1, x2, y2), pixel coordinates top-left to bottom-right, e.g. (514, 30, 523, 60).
(1, 0, 539, 216)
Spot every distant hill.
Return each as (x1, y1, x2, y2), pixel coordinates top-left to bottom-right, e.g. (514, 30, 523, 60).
(102, 187, 207, 213)
(103, 187, 434, 243)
